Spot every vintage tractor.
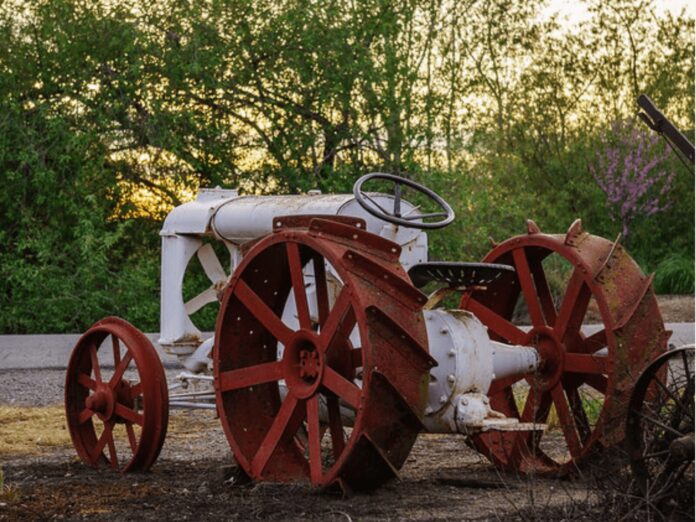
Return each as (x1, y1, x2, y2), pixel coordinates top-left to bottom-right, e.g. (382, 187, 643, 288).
(64, 172, 668, 492)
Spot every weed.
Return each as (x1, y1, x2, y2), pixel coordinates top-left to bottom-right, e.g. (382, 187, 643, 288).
(0, 467, 20, 504)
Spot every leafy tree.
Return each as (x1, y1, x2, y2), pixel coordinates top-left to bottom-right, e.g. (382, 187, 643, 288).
(0, 0, 693, 333)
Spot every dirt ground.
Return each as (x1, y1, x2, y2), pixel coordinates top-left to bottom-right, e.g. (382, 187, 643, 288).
(1, 409, 599, 521)
(0, 294, 692, 521)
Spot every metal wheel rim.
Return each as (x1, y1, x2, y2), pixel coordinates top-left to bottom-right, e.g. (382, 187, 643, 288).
(214, 223, 433, 490)
(461, 228, 666, 474)
(64, 317, 169, 472)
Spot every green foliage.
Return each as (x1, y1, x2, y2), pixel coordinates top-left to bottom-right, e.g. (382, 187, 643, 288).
(654, 255, 695, 295)
(0, 0, 693, 334)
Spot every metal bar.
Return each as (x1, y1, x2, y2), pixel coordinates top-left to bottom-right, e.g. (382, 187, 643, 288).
(169, 393, 216, 400)
(169, 401, 217, 410)
(638, 94, 694, 163)
(176, 372, 214, 381)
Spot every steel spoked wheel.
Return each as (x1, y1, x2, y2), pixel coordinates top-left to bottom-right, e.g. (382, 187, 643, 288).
(627, 346, 694, 507)
(65, 317, 168, 472)
(461, 221, 666, 474)
(214, 221, 433, 491)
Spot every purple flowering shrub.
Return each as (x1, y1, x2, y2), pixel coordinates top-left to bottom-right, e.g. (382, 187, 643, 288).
(591, 119, 674, 242)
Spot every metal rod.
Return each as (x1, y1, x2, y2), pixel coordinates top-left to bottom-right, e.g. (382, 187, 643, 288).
(170, 393, 216, 400)
(170, 401, 217, 410)
(176, 372, 214, 381)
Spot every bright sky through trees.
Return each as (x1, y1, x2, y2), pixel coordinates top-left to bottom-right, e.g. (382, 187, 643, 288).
(544, 0, 695, 25)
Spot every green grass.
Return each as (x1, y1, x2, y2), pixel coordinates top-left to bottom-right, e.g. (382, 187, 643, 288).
(654, 255, 695, 294)
(513, 386, 604, 430)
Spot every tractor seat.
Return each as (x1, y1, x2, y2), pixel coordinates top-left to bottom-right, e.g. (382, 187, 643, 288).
(407, 262, 515, 289)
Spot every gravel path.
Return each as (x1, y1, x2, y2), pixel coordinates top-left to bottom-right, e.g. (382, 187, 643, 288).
(0, 369, 184, 407)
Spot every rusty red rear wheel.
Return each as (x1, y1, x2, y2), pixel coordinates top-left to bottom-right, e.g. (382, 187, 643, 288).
(65, 317, 168, 472)
(461, 221, 667, 474)
(214, 220, 434, 491)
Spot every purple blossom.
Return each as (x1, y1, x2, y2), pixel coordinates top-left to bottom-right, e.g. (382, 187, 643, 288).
(590, 119, 674, 240)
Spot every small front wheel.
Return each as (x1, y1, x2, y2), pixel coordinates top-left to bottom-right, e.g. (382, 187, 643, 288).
(65, 317, 168, 472)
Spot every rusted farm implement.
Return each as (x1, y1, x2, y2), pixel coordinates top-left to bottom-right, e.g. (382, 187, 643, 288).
(63, 98, 693, 494)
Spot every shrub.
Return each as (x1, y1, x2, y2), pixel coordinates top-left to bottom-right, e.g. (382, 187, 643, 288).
(654, 255, 695, 294)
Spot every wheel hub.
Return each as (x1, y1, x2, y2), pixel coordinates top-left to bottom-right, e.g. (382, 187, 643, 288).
(86, 384, 115, 421)
(525, 326, 564, 391)
(283, 330, 325, 399)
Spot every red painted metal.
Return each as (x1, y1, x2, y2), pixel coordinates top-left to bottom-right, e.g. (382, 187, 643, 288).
(461, 220, 667, 474)
(213, 218, 435, 491)
(65, 317, 168, 472)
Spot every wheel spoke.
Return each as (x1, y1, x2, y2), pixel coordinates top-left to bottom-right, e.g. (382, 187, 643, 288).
(351, 348, 363, 368)
(362, 192, 390, 215)
(312, 254, 330, 327)
(326, 395, 345, 460)
(235, 279, 293, 345)
(106, 430, 119, 469)
(681, 350, 693, 390)
(323, 367, 361, 409)
(551, 384, 582, 458)
(306, 395, 322, 484)
(111, 335, 121, 367)
(465, 298, 527, 345)
(513, 248, 545, 327)
(564, 353, 609, 374)
(114, 403, 144, 426)
(287, 243, 311, 330)
(91, 421, 113, 462)
(89, 343, 102, 383)
(318, 288, 354, 353)
(77, 372, 97, 391)
(565, 385, 591, 443)
(555, 268, 591, 340)
(110, 351, 133, 388)
(510, 386, 551, 463)
(251, 395, 302, 476)
(584, 329, 607, 354)
(393, 183, 402, 217)
(529, 255, 557, 325)
(125, 423, 138, 453)
(583, 374, 608, 394)
(637, 410, 685, 438)
(129, 383, 143, 400)
(218, 361, 283, 392)
(78, 408, 95, 424)
(651, 374, 694, 421)
(402, 211, 448, 221)
(521, 386, 552, 424)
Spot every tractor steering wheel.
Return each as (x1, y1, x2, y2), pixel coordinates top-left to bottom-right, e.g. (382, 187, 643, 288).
(353, 172, 455, 229)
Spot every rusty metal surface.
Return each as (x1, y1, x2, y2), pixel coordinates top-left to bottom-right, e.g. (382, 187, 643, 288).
(460, 220, 667, 474)
(213, 219, 434, 491)
(65, 317, 169, 472)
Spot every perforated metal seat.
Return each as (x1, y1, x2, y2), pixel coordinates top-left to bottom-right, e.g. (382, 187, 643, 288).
(407, 262, 515, 289)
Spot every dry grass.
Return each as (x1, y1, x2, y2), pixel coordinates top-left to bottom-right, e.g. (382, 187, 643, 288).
(0, 405, 72, 455)
(0, 405, 221, 457)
